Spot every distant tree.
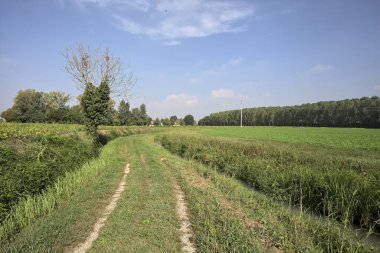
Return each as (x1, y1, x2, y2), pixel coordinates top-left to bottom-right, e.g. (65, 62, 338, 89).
(198, 97, 380, 128)
(44, 92, 71, 122)
(43, 92, 70, 110)
(183, 114, 195, 126)
(154, 117, 161, 126)
(170, 115, 177, 126)
(140, 104, 150, 125)
(1, 108, 17, 122)
(10, 89, 46, 122)
(68, 105, 84, 124)
(1, 90, 74, 123)
(118, 100, 129, 125)
(162, 118, 171, 126)
(140, 104, 147, 115)
(130, 108, 141, 125)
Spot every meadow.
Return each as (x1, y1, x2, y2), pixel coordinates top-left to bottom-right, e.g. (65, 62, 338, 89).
(159, 126, 380, 231)
(196, 126, 380, 151)
(0, 123, 379, 252)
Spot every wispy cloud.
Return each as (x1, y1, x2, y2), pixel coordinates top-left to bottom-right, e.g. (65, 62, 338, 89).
(164, 93, 199, 107)
(306, 64, 334, 74)
(211, 88, 235, 98)
(374, 85, 380, 91)
(71, 0, 151, 11)
(148, 92, 200, 118)
(162, 40, 181, 46)
(0, 55, 11, 64)
(189, 78, 200, 84)
(70, 0, 254, 43)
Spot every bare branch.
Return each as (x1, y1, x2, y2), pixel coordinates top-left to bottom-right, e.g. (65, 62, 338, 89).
(63, 44, 135, 98)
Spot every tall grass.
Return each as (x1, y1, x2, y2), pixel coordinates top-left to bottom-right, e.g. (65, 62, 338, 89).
(0, 148, 109, 242)
(158, 133, 380, 231)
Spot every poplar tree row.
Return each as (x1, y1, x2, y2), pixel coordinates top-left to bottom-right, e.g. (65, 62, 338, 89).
(198, 96, 380, 128)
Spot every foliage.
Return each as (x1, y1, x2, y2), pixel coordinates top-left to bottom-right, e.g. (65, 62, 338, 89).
(183, 114, 195, 125)
(153, 117, 161, 126)
(0, 135, 93, 223)
(118, 100, 129, 125)
(128, 105, 150, 126)
(169, 115, 177, 125)
(0, 137, 130, 247)
(0, 123, 84, 140)
(0, 89, 83, 124)
(198, 96, 380, 128)
(161, 118, 171, 126)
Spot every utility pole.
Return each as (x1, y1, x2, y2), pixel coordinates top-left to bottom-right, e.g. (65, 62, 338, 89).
(240, 100, 243, 128)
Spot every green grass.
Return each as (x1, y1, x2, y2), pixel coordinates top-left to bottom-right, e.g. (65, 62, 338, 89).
(89, 135, 182, 253)
(0, 122, 84, 140)
(1, 126, 378, 252)
(152, 134, 376, 252)
(194, 126, 380, 151)
(158, 130, 380, 231)
(0, 137, 129, 252)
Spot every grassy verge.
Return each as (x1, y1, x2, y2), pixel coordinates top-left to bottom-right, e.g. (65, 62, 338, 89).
(0, 135, 93, 222)
(0, 137, 129, 252)
(153, 135, 377, 252)
(158, 133, 380, 231)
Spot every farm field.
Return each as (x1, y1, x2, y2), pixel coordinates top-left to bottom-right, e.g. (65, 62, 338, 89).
(193, 126, 380, 151)
(0, 124, 379, 252)
(161, 127, 380, 230)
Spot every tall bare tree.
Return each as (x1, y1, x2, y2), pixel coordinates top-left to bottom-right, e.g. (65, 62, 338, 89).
(63, 44, 136, 98)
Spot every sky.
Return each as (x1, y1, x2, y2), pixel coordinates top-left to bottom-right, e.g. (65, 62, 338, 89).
(1, 0, 380, 120)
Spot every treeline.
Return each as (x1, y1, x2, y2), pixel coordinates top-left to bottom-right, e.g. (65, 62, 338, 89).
(1, 89, 151, 126)
(198, 96, 380, 128)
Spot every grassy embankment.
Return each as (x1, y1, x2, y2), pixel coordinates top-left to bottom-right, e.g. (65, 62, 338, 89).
(0, 123, 160, 224)
(158, 127, 380, 233)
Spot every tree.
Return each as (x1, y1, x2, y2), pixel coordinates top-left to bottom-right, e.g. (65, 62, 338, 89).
(197, 97, 380, 128)
(1, 89, 73, 123)
(162, 118, 171, 126)
(183, 114, 195, 126)
(154, 117, 161, 126)
(1, 108, 17, 122)
(63, 45, 134, 151)
(9, 89, 46, 122)
(68, 105, 84, 124)
(63, 45, 136, 98)
(170, 115, 177, 126)
(118, 100, 129, 125)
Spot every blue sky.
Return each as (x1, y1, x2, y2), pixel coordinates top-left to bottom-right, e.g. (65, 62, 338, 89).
(1, 0, 379, 120)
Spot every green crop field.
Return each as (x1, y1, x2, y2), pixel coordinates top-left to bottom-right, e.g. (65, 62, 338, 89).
(1, 123, 379, 252)
(194, 126, 380, 151)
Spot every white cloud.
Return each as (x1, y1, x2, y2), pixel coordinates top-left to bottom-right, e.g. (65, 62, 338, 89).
(374, 85, 380, 91)
(228, 57, 243, 65)
(162, 40, 181, 46)
(164, 93, 199, 107)
(147, 92, 200, 118)
(307, 64, 334, 74)
(71, 0, 151, 11)
(211, 88, 235, 98)
(72, 0, 254, 42)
